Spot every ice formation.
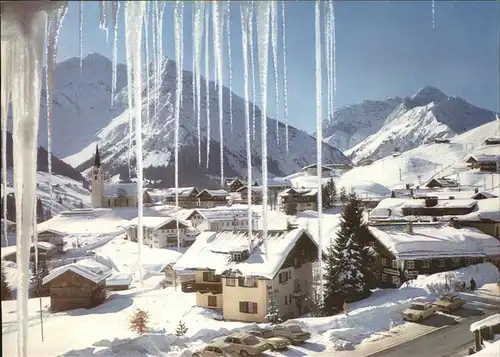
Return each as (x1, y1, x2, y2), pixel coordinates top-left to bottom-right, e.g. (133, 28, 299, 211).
(193, 3, 205, 166)
(270, 3, 280, 147)
(99, 0, 108, 43)
(226, 1, 234, 134)
(205, 7, 211, 167)
(281, 0, 289, 153)
(1, 32, 10, 246)
(124, 1, 146, 286)
(143, 5, 150, 123)
(325, 0, 333, 124)
(111, 1, 120, 107)
(255, 2, 271, 256)
(432, 0, 435, 29)
(315, 0, 324, 301)
(79, 1, 83, 72)
(249, 5, 257, 140)
(174, 1, 184, 248)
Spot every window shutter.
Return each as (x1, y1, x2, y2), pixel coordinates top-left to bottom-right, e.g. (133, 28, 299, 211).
(253, 302, 258, 314)
(239, 301, 245, 313)
(203, 272, 208, 281)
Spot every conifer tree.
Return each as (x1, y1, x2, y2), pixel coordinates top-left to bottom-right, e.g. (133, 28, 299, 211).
(265, 293, 282, 324)
(323, 191, 373, 314)
(129, 308, 150, 335)
(36, 198, 45, 223)
(175, 320, 188, 336)
(31, 261, 50, 297)
(339, 187, 348, 204)
(1, 265, 12, 301)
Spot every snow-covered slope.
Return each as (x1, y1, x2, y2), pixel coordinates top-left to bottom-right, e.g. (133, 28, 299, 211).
(67, 57, 350, 187)
(345, 86, 498, 163)
(321, 97, 403, 152)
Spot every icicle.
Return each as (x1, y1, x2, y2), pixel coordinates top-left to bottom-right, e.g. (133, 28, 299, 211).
(174, 1, 184, 248)
(79, 1, 83, 72)
(212, 2, 224, 186)
(324, 1, 332, 126)
(45, 6, 67, 219)
(193, 2, 206, 166)
(270, 3, 279, 147)
(144, 4, 150, 124)
(226, 1, 234, 134)
(99, 0, 108, 44)
(255, 2, 271, 257)
(249, 4, 257, 140)
(240, 3, 253, 249)
(126, 43, 133, 179)
(205, 7, 211, 168)
(124, 1, 146, 288)
(192, 8, 197, 145)
(2, 2, 54, 355)
(332, 0, 337, 95)
(111, 1, 120, 108)
(1, 34, 11, 247)
(156, 2, 167, 110)
(432, 0, 435, 29)
(314, 0, 324, 304)
(281, 1, 289, 153)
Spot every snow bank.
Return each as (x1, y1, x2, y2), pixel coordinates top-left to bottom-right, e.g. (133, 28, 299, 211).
(400, 263, 500, 296)
(472, 340, 500, 357)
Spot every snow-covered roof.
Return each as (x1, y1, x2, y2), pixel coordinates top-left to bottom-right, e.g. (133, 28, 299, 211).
(368, 225, 500, 260)
(485, 137, 500, 144)
(458, 198, 500, 222)
(301, 164, 333, 171)
(1, 242, 56, 258)
(37, 228, 66, 236)
(106, 272, 132, 287)
(237, 186, 263, 193)
(164, 187, 198, 198)
(402, 199, 477, 209)
(279, 188, 317, 197)
(124, 216, 171, 229)
(197, 189, 229, 198)
(36, 242, 56, 251)
(470, 314, 500, 331)
(471, 191, 498, 199)
(267, 178, 292, 187)
(425, 177, 460, 187)
(468, 154, 500, 163)
(186, 208, 258, 222)
(43, 260, 112, 285)
(173, 228, 317, 279)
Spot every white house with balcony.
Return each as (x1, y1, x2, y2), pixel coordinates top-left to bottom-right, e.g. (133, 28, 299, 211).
(185, 209, 259, 232)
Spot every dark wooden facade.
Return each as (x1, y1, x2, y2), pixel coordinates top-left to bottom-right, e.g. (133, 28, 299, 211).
(236, 187, 263, 204)
(46, 270, 107, 312)
(197, 191, 228, 204)
(224, 178, 245, 193)
(164, 188, 199, 208)
(279, 232, 318, 271)
(402, 205, 476, 217)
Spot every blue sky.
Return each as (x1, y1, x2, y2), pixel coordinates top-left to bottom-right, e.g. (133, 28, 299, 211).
(57, 1, 500, 134)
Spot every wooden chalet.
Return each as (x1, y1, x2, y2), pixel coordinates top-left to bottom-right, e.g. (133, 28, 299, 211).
(37, 228, 66, 252)
(235, 186, 263, 204)
(425, 177, 460, 189)
(279, 188, 318, 212)
(224, 178, 246, 193)
(367, 223, 500, 288)
(42, 263, 111, 312)
(484, 137, 500, 145)
(197, 189, 228, 208)
(434, 138, 451, 144)
(466, 155, 500, 172)
(164, 187, 199, 208)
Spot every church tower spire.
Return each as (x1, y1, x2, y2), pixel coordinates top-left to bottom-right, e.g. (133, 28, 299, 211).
(91, 144, 104, 208)
(94, 144, 101, 168)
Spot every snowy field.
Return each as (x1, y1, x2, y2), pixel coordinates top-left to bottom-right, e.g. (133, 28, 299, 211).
(2, 263, 498, 357)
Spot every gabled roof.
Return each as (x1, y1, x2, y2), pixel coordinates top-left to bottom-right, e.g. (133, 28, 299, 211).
(172, 228, 317, 279)
(302, 164, 333, 171)
(164, 187, 199, 198)
(125, 216, 190, 230)
(466, 154, 500, 163)
(402, 199, 477, 210)
(43, 261, 112, 285)
(425, 177, 460, 187)
(37, 228, 66, 237)
(471, 191, 498, 200)
(197, 189, 229, 198)
(185, 208, 258, 222)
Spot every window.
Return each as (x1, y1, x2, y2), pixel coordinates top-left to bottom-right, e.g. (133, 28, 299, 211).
(232, 252, 242, 261)
(238, 277, 257, 288)
(438, 259, 445, 268)
(202, 271, 221, 282)
(464, 258, 471, 265)
(285, 296, 288, 305)
(382, 274, 388, 282)
(107, 199, 111, 206)
(406, 261, 415, 269)
(279, 271, 290, 284)
(392, 276, 401, 286)
(422, 260, 430, 268)
(239, 301, 258, 314)
(226, 278, 236, 287)
(452, 258, 460, 267)
(289, 294, 293, 303)
(208, 295, 217, 307)
(392, 260, 398, 269)
(381, 258, 388, 267)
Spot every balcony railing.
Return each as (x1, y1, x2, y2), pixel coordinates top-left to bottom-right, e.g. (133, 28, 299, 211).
(181, 280, 223, 294)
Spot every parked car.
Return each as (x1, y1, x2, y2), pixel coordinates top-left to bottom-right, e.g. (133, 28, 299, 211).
(432, 294, 465, 312)
(192, 341, 239, 357)
(402, 302, 436, 322)
(223, 332, 271, 356)
(272, 324, 311, 345)
(248, 328, 290, 351)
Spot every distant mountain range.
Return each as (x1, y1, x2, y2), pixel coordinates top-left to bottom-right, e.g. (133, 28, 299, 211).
(45, 53, 350, 188)
(322, 86, 498, 163)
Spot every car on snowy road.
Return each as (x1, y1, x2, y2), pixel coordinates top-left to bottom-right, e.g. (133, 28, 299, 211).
(223, 332, 271, 356)
(402, 301, 436, 322)
(432, 293, 466, 312)
(191, 341, 239, 357)
(272, 324, 311, 345)
(248, 328, 291, 351)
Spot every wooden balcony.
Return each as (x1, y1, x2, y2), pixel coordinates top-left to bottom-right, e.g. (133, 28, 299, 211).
(181, 280, 223, 294)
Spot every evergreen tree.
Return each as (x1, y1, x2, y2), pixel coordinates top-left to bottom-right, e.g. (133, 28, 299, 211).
(1, 265, 12, 301)
(36, 198, 45, 223)
(330, 179, 337, 204)
(31, 261, 50, 298)
(265, 293, 282, 324)
(284, 201, 297, 215)
(175, 320, 188, 336)
(322, 192, 373, 314)
(391, 190, 396, 198)
(129, 308, 150, 335)
(339, 187, 348, 204)
(321, 184, 331, 209)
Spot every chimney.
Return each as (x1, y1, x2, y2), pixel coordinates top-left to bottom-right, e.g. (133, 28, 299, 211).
(407, 220, 413, 234)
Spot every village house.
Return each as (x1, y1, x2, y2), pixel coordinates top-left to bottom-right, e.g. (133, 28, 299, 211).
(124, 216, 197, 248)
(367, 222, 500, 288)
(185, 209, 259, 232)
(434, 138, 451, 144)
(484, 137, 500, 145)
(91, 146, 152, 208)
(401, 197, 477, 217)
(42, 262, 111, 312)
(456, 198, 500, 239)
(197, 189, 229, 208)
(279, 188, 318, 213)
(424, 177, 460, 189)
(2, 242, 57, 263)
(466, 155, 500, 172)
(173, 228, 318, 323)
(161, 263, 196, 286)
(267, 178, 293, 192)
(223, 178, 246, 193)
(234, 186, 263, 204)
(164, 187, 199, 208)
(37, 228, 66, 252)
(471, 191, 498, 200)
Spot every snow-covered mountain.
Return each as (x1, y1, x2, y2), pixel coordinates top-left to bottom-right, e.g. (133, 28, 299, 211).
(65, 55, 349, 187)
(321, 97, 403, 152)
(345, 86, 498, 163)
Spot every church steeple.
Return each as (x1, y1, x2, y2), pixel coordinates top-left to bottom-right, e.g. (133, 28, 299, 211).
(94, 144, 101, 168)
